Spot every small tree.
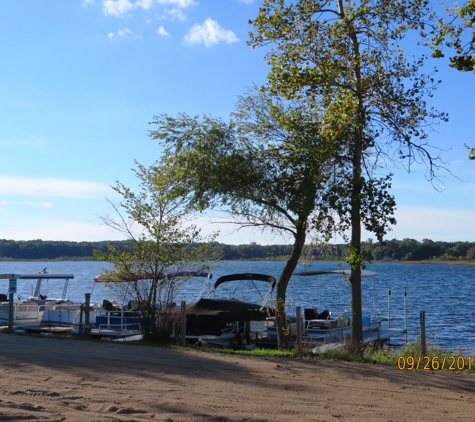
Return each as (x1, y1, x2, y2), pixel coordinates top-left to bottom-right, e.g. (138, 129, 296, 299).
(95, 161, 221, 341)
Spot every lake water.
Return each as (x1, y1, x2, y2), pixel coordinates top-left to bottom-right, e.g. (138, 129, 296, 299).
(1, 260, 473, 354)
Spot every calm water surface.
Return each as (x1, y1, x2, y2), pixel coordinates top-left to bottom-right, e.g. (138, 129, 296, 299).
(1, 260, 473, 354)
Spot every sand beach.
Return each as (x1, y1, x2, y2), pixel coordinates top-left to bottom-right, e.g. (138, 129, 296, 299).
(0, 334, 474, 421)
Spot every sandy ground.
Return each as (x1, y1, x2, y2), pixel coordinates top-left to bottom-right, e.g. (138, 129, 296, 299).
(0, 334, 474, 421)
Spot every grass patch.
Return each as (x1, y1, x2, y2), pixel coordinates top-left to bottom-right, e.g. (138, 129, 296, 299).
(396, 338, 471, 370)
(298, 342, 397, 365)
(185, 346, 298, 358)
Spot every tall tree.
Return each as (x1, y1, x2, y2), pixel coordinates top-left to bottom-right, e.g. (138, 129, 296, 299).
(431, 2, 475, 159)
(95, 161, 220, 341)
(152, 87, 395, 349)
(153, 88, 339, 349)
(249, 0, 448, 351)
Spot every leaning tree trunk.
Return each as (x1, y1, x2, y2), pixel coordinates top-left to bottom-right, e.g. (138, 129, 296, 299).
(276, 226, 306, 350)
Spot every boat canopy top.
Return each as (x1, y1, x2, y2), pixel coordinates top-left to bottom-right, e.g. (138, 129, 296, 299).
(211, 273, 276, 291)
(205, 273, 276, 310)
(167, 271, 212, 280)
(0, 273, 74, 280)
(0, 273, 74, 300)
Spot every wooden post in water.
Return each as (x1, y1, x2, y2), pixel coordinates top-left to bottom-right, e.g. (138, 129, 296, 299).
(404, 289, 408, 344)
(296, 306, 302, 351)
(387, 288, 391, 329)
(420, 311, 426, 356)
(180, 301, 186, 347)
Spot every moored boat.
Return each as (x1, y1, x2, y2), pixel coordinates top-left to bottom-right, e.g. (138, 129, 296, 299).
(180, 273, 276, 349)
(300, 269, 405, 349)
(91, 270, 213, 340)
(257, 268, 406, 349)
(0, 272, 75, 327)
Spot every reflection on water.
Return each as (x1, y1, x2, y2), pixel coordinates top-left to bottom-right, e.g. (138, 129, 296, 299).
(0, 260, 473, 353)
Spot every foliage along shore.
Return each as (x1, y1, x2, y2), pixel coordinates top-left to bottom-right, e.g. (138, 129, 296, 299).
(0, 238, 475, 263)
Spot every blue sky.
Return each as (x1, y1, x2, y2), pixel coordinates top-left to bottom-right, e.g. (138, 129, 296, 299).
(0, 0, 474, 245)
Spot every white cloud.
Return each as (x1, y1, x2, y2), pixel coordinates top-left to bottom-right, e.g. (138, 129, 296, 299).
(103, 0, 152, 16)
(118, 27, 133, 36)
(0, 176, 115, 198)
(158, 0, 195, 6)
(103, 0, 192, 16)
(184, 19, 239, 47)
(237, 0, 253, 3)
(103, 0, 134, 15)
(107, 28, 135, 38)
(163, 7, 186, 20)
(157, 25, 169, 36)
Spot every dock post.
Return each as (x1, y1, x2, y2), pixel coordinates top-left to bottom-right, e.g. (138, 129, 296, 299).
(420, 311, 426, 356)
(387, 288, 391, 329)
(180, 301, 186, 347)
(78, 305, 83, 338)
(296, 306, 302, 351)
(7, 277, 17, 332)
(80, 293, 91, 339)
(8, 292, 14, 332)
(404, 289, 407, 344)
(85, 293, 91, 326)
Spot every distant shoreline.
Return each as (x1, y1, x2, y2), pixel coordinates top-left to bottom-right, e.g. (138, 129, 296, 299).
(1, 239, 474, 262)
(1, 258, 474, 266)
(380, 259, 475, 266)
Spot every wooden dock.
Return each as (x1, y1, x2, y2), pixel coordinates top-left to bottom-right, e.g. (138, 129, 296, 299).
(309, 327, 406, 352)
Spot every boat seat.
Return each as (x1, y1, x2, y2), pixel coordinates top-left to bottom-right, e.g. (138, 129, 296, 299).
(102, 299, 119, 311)
(307, 319, 338, 330)
(304, 308, 331, 328)
(0, 294, 8, 302)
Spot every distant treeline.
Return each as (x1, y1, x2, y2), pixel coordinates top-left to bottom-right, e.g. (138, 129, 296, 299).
(0, 238, 474, 262)
(0, 240, 125, 261)
(363, 238, 475, 261)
